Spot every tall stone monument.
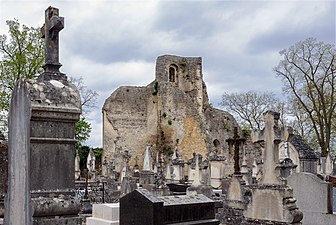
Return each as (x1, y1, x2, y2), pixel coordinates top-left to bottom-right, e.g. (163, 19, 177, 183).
(4, 81, 31, 225)
(244, 111, 302, 224)
(5, 6, 82, 225)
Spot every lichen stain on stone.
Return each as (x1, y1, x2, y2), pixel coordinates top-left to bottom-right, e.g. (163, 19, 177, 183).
(180, 117, 207, 161)
(49, 79, 65, 88)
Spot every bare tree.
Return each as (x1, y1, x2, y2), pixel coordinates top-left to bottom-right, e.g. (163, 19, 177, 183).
(70, 77, 99, 115)
(274, 37, 336, 156)
(220, 90, 281, 130)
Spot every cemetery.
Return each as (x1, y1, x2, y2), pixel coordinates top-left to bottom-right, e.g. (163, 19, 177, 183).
(0, 5, 336, 225)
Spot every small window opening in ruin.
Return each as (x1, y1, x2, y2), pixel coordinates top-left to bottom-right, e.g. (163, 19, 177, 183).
(213, 139, 221, 153)
(169, 65, 178, 82)
(126, 89, 129, 92)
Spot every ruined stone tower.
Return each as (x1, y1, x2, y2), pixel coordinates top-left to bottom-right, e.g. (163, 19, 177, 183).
(103, 55, 238, 172)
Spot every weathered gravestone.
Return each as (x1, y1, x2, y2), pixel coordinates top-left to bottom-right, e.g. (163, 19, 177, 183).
(75, 149, 80, 180)
(4, 80, 31, 225)
(187, 154, 213, 198)
(87, 149, 96, 180)
(243, 111, 303, 224)
(231, 111, 302, 225)
(287, 172, 336, 225)
(86, 203, 120, 225)
(226, 127, 246, 175)
(171, 147, 184, 183)
(140, 145, 154, 185)
(120, 188, 220, 225)
(0, 132, 7, 219)
(5, 6, 82, 225)
(208, 150, 226, 188)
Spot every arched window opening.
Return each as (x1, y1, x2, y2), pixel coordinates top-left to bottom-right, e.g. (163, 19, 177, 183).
(169, 65, 177, 82)
(213, 139, 221, 153)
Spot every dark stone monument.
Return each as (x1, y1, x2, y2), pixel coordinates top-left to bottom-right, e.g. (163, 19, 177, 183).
(0, 132, 7, 218)
(226, 127, 246, 175)
(5, 6, 82, 225)
(29, 6, 82, 225)
(40, 6, 65, 80)
(120, 188, 220, 225)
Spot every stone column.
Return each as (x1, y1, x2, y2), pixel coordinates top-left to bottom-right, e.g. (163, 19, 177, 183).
(251, 111, 282, 185)
(4, 80, 31, 225)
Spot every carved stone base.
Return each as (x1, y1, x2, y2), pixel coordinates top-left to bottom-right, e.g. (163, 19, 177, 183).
(33, 216, 81, 225)
(140, 171, 154, 185)
(244, 185, 302, 224)
(31, 195, 82, 225)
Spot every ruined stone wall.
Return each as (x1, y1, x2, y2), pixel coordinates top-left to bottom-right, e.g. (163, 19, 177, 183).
(103, 55, 239, 172)
(103, 85, 158, 170)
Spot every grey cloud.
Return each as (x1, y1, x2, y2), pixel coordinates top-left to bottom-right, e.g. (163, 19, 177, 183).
(247, 2, 335, 54)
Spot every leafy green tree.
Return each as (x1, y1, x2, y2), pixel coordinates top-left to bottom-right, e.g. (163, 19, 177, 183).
(0, 19, 44, 132)
(75, 117, 92, 150)
(274, 37, 336, 156)
(77, 146, 103, 170)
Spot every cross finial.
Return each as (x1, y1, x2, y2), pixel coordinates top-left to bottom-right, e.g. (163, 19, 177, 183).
(40, 6, 66, 80)
(226, 127, 246, 174)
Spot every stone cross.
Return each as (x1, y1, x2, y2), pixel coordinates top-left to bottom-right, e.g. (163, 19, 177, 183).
(41, 6, 65, 77)
(251, 111, 283, 184)
(226, 127, 246, 174)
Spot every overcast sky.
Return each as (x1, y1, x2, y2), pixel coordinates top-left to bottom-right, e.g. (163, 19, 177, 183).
(0, 0, 335, 147)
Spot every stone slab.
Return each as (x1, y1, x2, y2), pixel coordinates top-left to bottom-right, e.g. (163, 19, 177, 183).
(300, 211, 336, 225)
(287, 172, 333, 213)
(86, 217, 119, 225)
(92, 203, 119, 221)
(5, 80, 31, 225)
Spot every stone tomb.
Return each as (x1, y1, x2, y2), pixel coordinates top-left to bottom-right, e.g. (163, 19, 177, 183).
(120, 188, 220, 225)
(86, 203, 120, 225)
(245, 111, 302, 224)
(5, 6, 82, 225)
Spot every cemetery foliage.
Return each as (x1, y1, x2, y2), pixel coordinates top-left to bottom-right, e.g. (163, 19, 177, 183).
(274, 37, 336, 156)
(0, 19, 44, 133)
